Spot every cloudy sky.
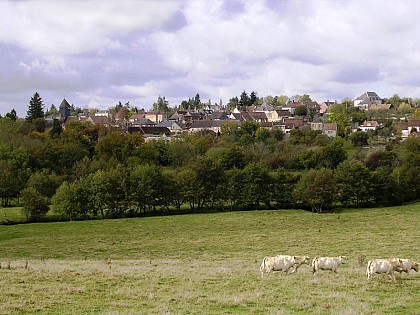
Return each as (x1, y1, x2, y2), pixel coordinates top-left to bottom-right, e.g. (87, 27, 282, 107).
(1, 0, 420, 117)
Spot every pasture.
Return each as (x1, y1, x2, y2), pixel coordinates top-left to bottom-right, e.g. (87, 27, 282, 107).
(0, 205, 419, 314)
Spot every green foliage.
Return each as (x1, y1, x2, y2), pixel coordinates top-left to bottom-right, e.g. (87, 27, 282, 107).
(335, 160, 372, 207)
(49, 119, 62, 138)
(294, 168, 335, 212)
(240, 121, 260, 137)
(255, 128, 270, 142)
(20, 187, 49, 222)
(365, 150, 398, 170)
(152, 95, 170, 113)
(32, 117, 46, 132)
(241, 163, 270, 208)
(95, 131, 144, 163)
(327, 103, 349, 136)
(5, 109, 17, 121)
(26, 169, 62, 199)
(294, 105, 307, 116)
(349, 131, 369, 146)
(26, 92, 44, 122)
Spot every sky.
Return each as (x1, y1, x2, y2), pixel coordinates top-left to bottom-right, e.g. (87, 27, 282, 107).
(1, 0, 420, 117)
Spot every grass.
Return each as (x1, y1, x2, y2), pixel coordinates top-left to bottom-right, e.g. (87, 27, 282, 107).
(0, 205, 419, 314)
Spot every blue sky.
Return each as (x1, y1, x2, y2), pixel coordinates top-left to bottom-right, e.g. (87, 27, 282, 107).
(1, 0, 420, 117)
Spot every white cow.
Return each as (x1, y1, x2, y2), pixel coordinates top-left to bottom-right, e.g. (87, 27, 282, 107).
(260, 255, 297, 278)
(394, 258, 419, 274)
(366, 258, 403, 280)
(312, 256, 346, 275)
(291, 255, 311, 273)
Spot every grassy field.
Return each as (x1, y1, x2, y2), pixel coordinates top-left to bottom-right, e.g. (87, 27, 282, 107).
(0, 205, 419, 314)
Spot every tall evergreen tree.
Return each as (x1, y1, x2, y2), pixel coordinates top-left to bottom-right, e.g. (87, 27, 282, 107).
(26, 92, 44, 122)
(249, 91, 257, 105)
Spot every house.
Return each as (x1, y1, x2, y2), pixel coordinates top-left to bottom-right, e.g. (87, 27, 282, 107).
(131, 118, 156, 127)
(319, 101, 335, 115)
(94, 109, 110, 117)
(156, 120, 184, 133)
(128, 126, 171, 142)
(248, 111, 268, 123)
(188, 120, 240, 134)
(168, 111, 187, 123)
(354, 92, 382, 110)
(359, 120, 379, 132)
(270, 109, 290, 122)
(87, 115, 111, 127)
(212, 111, 229, 120)
(310, 122, 338, 137)
(283, 101, 303, 115)
(407, 119, 420, 135)
(129, 113, 146, 122)
(144, 112, 167, 124)
(392, 121, 409, 138)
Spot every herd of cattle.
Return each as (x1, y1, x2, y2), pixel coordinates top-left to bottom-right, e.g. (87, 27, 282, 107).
(259, 255, 419, 280)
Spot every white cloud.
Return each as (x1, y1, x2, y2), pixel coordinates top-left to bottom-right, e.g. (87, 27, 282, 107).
(0, 0, 182, 57)
(3, 0, 420, 117)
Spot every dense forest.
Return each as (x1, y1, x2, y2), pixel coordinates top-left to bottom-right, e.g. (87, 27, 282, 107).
(1, 93, 420, 223)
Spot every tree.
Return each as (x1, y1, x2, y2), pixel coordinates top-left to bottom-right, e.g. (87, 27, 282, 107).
(0, 160, 24, 207)
(193, 93, 201, 109)
(299, 94, 312, 102)
(20, 187, 49, 222)
(26, 169, 62, 199)
(349, 131, 369, 146)
(294, 168, 335, 213)
(51, 180, 90, 220)
(294, 105, 307, 117)
(26, 92, 45, 122)
(240, 121, 260, 137)
(5, 109, 17, 121)
(326, 103, 349, 136)
(241, 163, 270, 209)
(152, 95, 170, 113)
(269, 170, 299, 208)
(238, 91, 249, 109)
(319, 142, 347, 169)
(335, 160, 372, 207)
(50, 119, 63, 138)
(249, 91, 257, 105)
(45, 104, 59, 116)
(227, 96, 239, 110)
(365, 150, 398, 170)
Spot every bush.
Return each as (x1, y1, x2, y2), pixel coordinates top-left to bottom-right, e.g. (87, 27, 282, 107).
(20, 187, 49, 222)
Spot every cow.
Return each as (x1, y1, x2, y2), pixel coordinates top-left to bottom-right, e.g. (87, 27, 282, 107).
(394, 258, 419, 274)
(366, 258, 403, 280)
(312, 256, 346, 275)
(260, 255, 297, 278)
(291, 255, 311, 273)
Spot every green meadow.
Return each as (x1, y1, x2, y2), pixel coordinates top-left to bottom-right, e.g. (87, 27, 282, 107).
(0, 205, 419, 314)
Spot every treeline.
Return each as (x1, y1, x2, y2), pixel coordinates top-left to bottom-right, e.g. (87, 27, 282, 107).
(1, 115, 420, 222)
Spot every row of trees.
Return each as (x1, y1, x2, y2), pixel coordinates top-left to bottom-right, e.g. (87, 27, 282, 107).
(48, 155, 416, 221)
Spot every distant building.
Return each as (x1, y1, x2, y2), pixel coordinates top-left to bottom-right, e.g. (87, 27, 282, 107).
(354, 92, 382, 110)
(59, 98, 71, 121)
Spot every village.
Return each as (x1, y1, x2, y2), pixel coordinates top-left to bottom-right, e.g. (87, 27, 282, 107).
(52, 91, 420, 142)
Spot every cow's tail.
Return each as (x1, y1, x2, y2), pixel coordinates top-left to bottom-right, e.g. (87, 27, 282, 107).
(260, 257, 267, 278)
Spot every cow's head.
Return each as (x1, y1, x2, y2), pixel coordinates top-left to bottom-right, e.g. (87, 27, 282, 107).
(339, 256, 347, 263)
(301, 256, 311, 265)
(413, 262, 419, 272)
